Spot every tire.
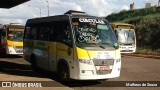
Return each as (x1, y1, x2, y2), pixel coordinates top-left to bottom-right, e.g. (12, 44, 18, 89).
(30, 55, 39, 72)
(98, 79, 108, 82)
(0, 48, 7, 58)
(58, 64, 70, 81)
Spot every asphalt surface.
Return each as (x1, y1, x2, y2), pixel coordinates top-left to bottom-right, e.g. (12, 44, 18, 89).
(0, 55, 160, 90)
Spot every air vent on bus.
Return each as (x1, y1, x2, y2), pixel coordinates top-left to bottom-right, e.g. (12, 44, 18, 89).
(64, 10, 86, 15)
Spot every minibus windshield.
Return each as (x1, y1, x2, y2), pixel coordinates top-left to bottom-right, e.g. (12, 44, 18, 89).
(72, 18, 118, 49)
(115, 29, 135, 45)
(7, 29, 23, 41)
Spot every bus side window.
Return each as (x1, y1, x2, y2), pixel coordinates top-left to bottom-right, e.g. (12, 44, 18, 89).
(1, 29, 6, 38)
(57, 21, 72, 46)
(30, 27, 37, 40)
(0, 29, 5, 43)
(24, 26, 31, 39)
(56, 21, 64, 42)
(39, 25, 49, 41)
(49, 23, 56, 41)
(44, 26, 50, 41)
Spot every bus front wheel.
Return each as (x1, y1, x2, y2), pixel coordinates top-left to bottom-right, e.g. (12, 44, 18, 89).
(58, 64, 70, 81)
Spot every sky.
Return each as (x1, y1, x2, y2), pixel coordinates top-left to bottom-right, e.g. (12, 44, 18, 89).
(0, 0, 159, 25)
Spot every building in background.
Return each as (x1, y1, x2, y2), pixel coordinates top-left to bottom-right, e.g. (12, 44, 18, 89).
(130, 3, 135, 10)
(158, 0, 160, 7)
(145, 3, 151, 8)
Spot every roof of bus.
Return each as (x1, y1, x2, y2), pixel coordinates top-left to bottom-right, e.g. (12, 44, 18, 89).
(110, 23, 134, 26)
(4, 25, 24, 29)
(26, 14, 107, 25)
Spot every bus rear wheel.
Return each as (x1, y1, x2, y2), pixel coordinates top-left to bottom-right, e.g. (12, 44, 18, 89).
(30, 55, 39, 72)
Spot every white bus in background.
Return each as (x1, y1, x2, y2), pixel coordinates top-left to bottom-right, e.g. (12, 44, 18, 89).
(111, 23, 136, 53)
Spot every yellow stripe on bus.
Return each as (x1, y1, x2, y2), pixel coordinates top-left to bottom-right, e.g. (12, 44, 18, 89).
(7, 40, 23, 46)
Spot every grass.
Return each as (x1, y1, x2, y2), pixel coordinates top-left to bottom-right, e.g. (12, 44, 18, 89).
(110, 13, 160, 23)
(135, 47, 160, 56)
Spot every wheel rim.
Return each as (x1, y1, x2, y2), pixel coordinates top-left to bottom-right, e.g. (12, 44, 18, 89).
(61, 70, 68, 80)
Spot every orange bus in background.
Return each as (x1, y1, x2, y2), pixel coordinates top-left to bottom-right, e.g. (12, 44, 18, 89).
(0, 23, 24, 55)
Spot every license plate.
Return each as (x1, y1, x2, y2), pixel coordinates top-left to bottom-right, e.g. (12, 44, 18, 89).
(126, 49, 129, 51)
(97, 66, 109, 71)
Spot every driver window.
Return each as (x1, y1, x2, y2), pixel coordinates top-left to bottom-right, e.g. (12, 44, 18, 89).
(57, 21, 72, 45)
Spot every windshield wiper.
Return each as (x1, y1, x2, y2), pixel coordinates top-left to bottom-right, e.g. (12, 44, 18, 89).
(99, 45, 105, 49)
(96, 42, 106, 49)
(99, 42, 119, 49)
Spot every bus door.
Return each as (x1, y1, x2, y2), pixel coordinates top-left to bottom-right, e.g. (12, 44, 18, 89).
(0, 26, 6, 49)
(56, 20, 74, 72)
(48, 23, 57, 72)
(35, 26, 50, 70)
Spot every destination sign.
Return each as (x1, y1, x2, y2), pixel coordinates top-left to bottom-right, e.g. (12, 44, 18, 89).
(117, 25, 134, 29)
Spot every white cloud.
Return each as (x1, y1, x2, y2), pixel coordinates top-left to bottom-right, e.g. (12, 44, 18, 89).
(121, 5, 129, 11)
(122, 0, 133, 3)
(0, 0, 157, 25)
(0, 0, 119, 25)
(142, 0, 158, 3)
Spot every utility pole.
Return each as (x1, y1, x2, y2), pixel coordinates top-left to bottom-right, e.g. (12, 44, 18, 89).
(39, 8, 41, 17)
(46, 0, 49, 16)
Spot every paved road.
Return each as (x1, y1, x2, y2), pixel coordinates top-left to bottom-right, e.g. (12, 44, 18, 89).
(0, 55, 160, 90)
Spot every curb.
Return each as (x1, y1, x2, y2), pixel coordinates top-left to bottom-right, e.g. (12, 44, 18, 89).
(122, 54, 160, 59)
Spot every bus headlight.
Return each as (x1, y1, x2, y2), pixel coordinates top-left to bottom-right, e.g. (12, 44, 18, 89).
(78, 59, 92, 65)
(116, 59, 121, 63)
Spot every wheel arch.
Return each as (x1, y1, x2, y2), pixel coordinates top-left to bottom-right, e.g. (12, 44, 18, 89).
(57, 59, 69, 69)
(30, 53, 36, 63)
(57, 59, 70, 75)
